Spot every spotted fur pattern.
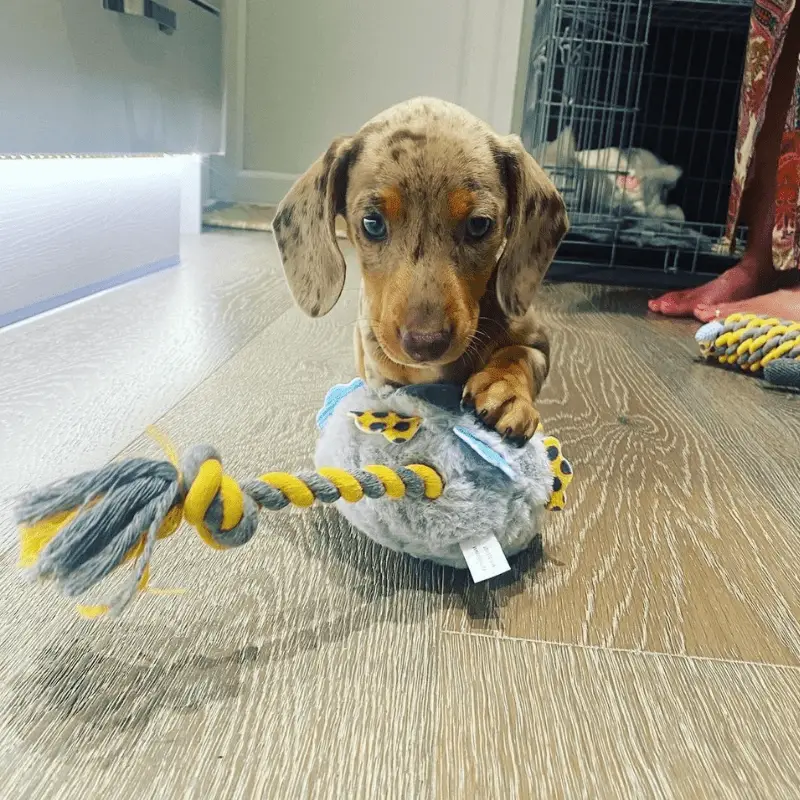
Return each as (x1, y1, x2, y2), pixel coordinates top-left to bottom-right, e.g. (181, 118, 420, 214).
(272, 97, 569, 443)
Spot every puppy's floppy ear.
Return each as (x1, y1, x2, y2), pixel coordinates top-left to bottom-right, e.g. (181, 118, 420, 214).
(272, 136, 361, 317)
(492, 134, 569, 318)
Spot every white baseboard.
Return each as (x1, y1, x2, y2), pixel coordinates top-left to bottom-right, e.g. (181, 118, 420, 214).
(232, 170, 299, 205)
(210, 166, 299, 206)
(0, 156, 183, 329)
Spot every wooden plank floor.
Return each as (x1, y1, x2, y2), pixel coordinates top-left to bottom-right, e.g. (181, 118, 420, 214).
(1, 231, 798, 799)
(444, 284, 800, 665)
(0, 231, 294, 511)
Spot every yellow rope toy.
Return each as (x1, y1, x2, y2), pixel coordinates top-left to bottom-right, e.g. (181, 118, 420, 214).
(16, 441, 443, 619)
(696, 313, 800, 372)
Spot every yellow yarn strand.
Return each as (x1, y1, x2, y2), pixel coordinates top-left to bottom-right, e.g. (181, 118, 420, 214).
(18, 507, 81, 569)
(183, 460, 223, 526)
(363, 465, 407, 498)
(145, 425, 179, 467)
(260, 472, 315, 507)
(406, 464, 444, 499)
(316, 468, 365, 502)
(182, 460, 229, 551)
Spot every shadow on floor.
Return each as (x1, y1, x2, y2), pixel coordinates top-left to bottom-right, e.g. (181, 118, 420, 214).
(8, 506, 547, 755)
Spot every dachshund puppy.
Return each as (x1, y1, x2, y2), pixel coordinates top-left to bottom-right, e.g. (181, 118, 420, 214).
(272, 98, 568, 444)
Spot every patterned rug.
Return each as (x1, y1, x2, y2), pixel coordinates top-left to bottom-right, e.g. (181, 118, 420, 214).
(203, 201, 348, 238)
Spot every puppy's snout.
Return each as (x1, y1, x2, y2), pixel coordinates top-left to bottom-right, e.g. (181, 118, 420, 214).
(400, 327, 453, 363)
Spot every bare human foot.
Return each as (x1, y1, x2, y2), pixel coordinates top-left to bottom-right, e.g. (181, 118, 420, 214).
(651, 4, 800, 320)
(647, 257, 773, 317)
(694, 284, 800, 322)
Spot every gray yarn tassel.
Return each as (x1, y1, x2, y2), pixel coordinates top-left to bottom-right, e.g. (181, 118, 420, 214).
(14, 443, 438, 616)
(16, 460, 182, 617)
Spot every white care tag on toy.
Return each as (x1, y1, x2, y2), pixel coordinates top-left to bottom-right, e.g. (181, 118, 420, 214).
(459, 534, 511, 582)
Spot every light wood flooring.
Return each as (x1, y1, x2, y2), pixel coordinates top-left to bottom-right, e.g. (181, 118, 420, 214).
(1, 230, 798, 799)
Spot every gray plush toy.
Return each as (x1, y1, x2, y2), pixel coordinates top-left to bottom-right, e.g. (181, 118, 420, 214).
(15, 379, 573, 617)
(315, 379, 573, 569)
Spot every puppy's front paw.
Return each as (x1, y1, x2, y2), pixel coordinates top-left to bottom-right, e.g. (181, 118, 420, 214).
(462, 371, 540, 446)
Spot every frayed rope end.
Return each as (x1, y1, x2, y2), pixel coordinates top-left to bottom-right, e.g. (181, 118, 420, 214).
(14, 441, 449, 618)
(14, 444, 259, 618)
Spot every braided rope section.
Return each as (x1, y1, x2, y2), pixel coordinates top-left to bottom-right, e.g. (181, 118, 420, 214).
(15, 444, 444, 617)
(696, 313, 800, 373)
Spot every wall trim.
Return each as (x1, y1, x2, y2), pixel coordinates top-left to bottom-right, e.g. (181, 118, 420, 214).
(211, 0, 530, 206)
(0, 255, 179, 331)
(209, 0, 248, 202)
(231, 170, 300, 204)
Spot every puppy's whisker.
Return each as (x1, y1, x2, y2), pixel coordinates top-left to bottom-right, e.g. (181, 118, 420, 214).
(467, 342, 485, 363)
(477, 316, 509, 334)
(357, 318, 386, 334)
(466, 329, 492, 353)
(370, 346, 393, 368)
(469, 330, 492, 347)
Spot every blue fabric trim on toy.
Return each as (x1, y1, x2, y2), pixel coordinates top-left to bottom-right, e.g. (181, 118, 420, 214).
(316, 378, 365, 430)
(453, 426, 517, 480)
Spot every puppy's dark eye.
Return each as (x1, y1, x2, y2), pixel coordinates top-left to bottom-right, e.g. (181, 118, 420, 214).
(466, 216, 493, 240)
(362, 212, 388, 241)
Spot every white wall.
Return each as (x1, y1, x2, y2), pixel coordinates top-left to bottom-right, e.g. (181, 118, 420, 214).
(212, 0, 532, 205)
(243, 1, 465, 175)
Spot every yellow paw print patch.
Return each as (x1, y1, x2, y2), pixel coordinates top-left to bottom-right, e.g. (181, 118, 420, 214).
(349, 410, 422, 443)
(543, 434, 573, 511)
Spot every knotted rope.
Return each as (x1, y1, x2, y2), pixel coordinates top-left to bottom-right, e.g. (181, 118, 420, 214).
(15, 444, 443, 618)
(696, 312, 800, 373)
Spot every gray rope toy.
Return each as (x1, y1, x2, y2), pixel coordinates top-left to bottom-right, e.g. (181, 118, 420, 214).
(15, 442, 442, 618)
(764, 359, 800, 392)
(695, 312, 800, 390)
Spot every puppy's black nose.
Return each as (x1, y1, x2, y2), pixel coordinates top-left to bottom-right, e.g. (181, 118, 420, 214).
(400, 327, 453, 362)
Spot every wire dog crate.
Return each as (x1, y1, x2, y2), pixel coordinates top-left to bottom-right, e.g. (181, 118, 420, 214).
(522, 0, 754, 287)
